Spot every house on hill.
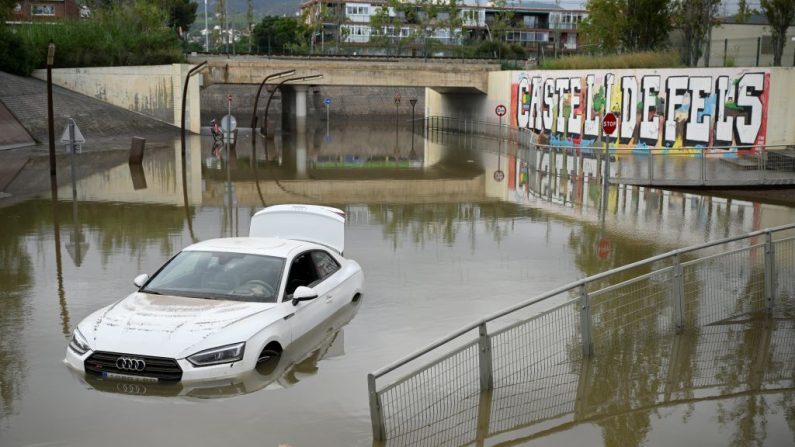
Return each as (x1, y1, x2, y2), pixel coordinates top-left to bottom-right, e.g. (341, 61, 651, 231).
(9, 0, 81, 22)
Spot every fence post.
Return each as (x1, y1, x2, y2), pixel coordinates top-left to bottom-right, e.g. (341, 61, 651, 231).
(723, 39, 728, 67)
(367, 373, 386, 442)
(672, 252, 685, 333)
(756, 37, 761, 66)
(478, 322, 494, 391)
(764, 231, 776, 314)
(700, 149, 706, 184)
(579, 284, 593, 358)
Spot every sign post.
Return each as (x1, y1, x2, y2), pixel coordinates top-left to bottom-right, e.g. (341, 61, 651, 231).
(324, 97, 332, 137)
(602, 112, 617, 186)
(494, 104, 507, 182)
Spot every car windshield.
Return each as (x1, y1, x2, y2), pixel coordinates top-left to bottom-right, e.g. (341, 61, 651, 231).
(142, 251, 285, 303)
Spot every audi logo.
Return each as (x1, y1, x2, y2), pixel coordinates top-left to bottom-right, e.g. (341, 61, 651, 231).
(116, 357, 146, 372)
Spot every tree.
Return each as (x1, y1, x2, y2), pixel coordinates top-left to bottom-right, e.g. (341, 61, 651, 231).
(735, 0, 758, 24)
(672, 0, 720, 66)
(760, 0, 795, 66)
(253, 16, 311, 55)
(580, 0, 671, 53)
(164, 0, 197, 36)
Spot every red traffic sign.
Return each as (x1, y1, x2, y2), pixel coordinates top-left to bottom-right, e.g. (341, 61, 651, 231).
(493, 170, 505, 182)
(495, 104, 507, 117)
(227, 94, 232, 102)
(603, 112, 617, 135)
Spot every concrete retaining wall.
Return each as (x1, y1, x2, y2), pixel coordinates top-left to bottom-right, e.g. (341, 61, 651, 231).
(428, 67, 795, 150)
(32, 64, 202, 133)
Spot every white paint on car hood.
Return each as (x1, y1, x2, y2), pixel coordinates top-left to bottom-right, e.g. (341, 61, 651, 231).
(87, 292, 275, 358)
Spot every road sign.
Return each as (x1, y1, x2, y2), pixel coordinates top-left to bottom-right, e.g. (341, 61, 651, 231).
(603, 112, 617, 135)
(394, 94, 401, 105)
(324, 98, 332, 106)
(60, 119, 85, 154)
(221, 114, 237, 132)
(60, 123, 85, 145)
(493, 170, 505, 182)
(495, 104, 507, 117)
(227, 94, 232, 102)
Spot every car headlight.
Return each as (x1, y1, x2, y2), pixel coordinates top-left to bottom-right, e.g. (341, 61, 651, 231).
(187, 342, 246, 367)
(68, 329, 91, 355)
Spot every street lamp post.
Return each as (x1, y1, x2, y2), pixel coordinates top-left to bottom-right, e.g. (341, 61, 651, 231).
(261, 74, 324, 143)
(394, 93, 401, 151)
(409, 97, 417, 154)
(250, 70, 296, 159)
(203, 0, 209, 51)
(47, 43, 56, 180)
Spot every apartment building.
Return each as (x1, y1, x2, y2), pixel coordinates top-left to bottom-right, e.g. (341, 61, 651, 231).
(300, 0, 586, 54)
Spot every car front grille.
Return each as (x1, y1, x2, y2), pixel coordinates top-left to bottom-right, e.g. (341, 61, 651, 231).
(85, 351, 183, 382)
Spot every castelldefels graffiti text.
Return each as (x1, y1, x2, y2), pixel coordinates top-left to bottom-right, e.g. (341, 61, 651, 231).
(511, 69, 769, 152)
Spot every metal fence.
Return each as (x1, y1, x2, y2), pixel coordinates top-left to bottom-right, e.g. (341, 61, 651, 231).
(368, 222, 795, 443)
(422, 116, 795, 187)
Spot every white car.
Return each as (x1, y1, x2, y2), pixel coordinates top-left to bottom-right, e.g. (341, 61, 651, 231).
(64, 205, 364, 383)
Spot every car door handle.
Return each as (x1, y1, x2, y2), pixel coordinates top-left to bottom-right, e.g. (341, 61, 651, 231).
(325, 294, 333, 303)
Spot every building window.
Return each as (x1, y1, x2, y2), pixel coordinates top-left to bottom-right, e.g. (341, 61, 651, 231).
(32, 4, 56, 16)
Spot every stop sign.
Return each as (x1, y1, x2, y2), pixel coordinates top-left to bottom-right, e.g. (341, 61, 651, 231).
(603, 113, 617, 135)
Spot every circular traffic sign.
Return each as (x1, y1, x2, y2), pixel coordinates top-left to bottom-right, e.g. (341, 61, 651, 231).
(603, 112, 617, 135)
(493, 170, 505, 182)
(227, 94, 232, 102)
(324, 97, 332, 106)
(221, 114, 237, 132)
(495, 104, 507, 117)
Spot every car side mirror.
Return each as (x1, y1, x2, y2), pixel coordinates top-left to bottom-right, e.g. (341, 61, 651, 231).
(133, 273, 149, 288)
(291, 286, 318, 305)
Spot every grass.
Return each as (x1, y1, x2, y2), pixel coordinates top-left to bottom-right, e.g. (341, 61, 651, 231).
(539, 51, 683, 70)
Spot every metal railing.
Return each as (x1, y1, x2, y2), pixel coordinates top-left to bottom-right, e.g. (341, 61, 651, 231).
(368, 222, 795, 442)
(422, 116, 795, 186)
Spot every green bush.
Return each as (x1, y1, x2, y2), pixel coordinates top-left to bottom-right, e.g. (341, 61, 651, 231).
(10, 1, 183, 70)
(539, 51, 682, 70)
(0, 26, 37, 75)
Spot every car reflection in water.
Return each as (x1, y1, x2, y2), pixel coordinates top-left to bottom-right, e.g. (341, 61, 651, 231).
(70, 299, 360, 399)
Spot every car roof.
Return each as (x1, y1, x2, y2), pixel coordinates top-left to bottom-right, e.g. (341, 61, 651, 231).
(182, 237, 321, 258)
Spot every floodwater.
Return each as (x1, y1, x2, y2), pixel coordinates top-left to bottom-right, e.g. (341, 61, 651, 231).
(0, 120, 793, 446)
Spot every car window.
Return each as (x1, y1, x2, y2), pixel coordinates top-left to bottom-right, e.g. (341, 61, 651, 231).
(284, 252, 321, 297)
(143, 251, 285, 303)
(311, 251, 340, 279)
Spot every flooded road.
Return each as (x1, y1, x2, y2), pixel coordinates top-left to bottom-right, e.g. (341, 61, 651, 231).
(1, 120, 793, 446)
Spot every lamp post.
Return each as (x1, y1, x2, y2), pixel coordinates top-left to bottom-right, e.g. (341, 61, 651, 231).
(251, 70, 296, 159)
(394, 93, 401, 151)
(47, 43, 56, 180)
(261, 74, 324, 142)
(203, 0, 209, 51)
(409, 97, 417, 155)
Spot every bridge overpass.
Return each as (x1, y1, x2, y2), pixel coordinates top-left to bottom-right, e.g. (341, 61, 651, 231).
(189, 55, 499, 94)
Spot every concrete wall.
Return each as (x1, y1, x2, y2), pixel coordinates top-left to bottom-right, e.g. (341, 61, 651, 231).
(32, 64, 202, 133)
(430, 67, 795, 151)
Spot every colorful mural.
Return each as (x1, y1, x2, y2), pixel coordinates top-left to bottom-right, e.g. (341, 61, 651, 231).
(511, 69, 770, 156)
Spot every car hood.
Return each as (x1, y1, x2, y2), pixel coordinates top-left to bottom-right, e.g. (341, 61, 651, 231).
(83, 292, 277, 358)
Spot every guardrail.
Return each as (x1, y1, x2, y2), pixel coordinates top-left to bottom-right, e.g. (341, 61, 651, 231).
(368, 222, 795, 441)
(421, 116, 795, 186)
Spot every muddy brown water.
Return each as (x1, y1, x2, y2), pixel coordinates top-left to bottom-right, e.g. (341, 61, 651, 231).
(0, 122, 793, 446)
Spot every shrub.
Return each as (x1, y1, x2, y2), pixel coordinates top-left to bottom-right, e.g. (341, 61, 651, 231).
(539, 51, 682, 70)
(11, 1, 183, 70)
(0, 26, 37, 75)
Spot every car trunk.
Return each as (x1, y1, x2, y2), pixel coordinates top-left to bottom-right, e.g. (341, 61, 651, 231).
(248, 204, 345, 253)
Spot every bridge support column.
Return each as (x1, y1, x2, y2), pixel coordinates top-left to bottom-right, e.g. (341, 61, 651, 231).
(294, 85, 309, 120)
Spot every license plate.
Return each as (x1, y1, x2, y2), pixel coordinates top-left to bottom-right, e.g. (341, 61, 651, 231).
(102, 372, 158, 383)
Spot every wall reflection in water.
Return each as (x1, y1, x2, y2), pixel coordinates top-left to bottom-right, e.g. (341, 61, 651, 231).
(380, 317, 795, 447)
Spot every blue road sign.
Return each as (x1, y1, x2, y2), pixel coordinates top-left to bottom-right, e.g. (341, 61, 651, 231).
(324, 98, 332, 106)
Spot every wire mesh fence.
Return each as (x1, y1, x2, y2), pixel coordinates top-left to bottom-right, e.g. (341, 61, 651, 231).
(369, 208, 794, 445)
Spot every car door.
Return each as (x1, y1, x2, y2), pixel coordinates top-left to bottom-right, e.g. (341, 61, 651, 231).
(283, 250, 341, 341)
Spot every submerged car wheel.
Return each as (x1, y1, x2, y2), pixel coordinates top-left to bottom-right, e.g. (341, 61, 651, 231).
(258, 342, 283, 363)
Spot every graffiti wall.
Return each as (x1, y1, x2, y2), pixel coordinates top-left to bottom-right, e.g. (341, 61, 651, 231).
(511, 68, 770, 155)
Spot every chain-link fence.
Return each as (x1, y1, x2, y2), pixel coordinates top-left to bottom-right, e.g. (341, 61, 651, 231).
(368, 222, 795, 444)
